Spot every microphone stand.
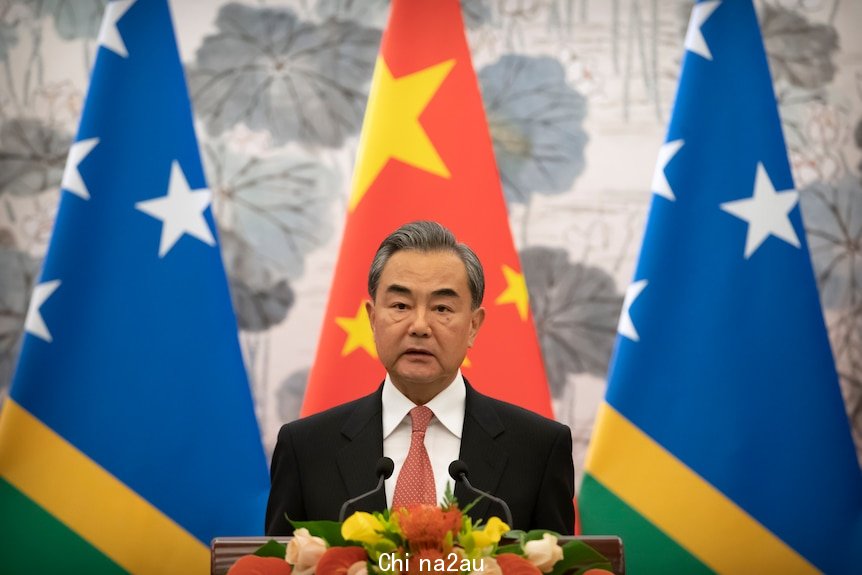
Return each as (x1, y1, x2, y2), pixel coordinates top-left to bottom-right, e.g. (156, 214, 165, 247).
(339, 457, 394, 522)
(448, 460, 513, 527)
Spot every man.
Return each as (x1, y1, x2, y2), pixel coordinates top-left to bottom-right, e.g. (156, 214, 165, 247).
(266, 221, 574, 535)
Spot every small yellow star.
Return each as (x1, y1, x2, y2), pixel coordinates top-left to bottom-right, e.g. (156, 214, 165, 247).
(461, 355, 472, 369)
(348, 56, 455, 212)
(495, 265, 530, 321)
(335, 303, 378, 359)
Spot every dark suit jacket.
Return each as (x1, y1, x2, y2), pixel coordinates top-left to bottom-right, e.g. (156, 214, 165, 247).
(265, 382, 574, 535)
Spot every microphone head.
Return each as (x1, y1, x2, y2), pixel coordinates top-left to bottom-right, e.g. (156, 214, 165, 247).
(377, 457, 395, 479)
(448, 460, 469, 481)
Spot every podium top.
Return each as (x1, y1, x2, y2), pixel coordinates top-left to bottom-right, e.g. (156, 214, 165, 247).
(210, 535, 625, 575)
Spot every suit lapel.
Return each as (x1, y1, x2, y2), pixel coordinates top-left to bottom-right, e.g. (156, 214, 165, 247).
(333, 382, 510, 519)
(336, 386, 387, 513)
(456, 383, 508, 522)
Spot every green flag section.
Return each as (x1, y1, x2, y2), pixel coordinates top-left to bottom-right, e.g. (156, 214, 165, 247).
(0, 479, 125, 575)
(583, 404, 821, 574)
(0, 400, 210, 573)
(580, 3, 862, 570)
(579, 475, 711, 575)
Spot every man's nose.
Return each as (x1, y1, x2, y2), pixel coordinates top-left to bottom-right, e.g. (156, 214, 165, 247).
(408, 308, 431, 336)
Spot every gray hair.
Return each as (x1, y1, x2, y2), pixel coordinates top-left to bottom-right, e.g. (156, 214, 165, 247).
(368, 221, 485, 309)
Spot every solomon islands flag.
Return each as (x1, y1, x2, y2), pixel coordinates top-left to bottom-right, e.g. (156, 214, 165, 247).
(0, 1, 269, 573)
(580, 1, 862, 573)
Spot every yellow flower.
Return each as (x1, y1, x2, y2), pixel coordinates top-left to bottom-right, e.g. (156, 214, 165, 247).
(342, 511, 385, 544)
(471, 517, 510, 548)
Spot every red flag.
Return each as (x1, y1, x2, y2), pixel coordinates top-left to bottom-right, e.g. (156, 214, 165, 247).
(302, 0, 552, 418)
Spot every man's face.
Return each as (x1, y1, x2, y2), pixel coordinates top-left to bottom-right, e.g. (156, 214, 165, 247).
(366, 249, 485, 403)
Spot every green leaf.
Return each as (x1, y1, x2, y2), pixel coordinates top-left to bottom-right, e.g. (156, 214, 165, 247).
(461, 495, 484, 515)
(253, 540, 287, 558)
(494, 544, 523, 555)
(288, 518, 347, 547)
(522, 529, 562, 543)
(504, 529, 527, 543)
(442, 482, 459, 510)
(549, 540, 612, 575)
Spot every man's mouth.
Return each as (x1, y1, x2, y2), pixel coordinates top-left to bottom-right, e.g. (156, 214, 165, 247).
(403, 348, 433, 357)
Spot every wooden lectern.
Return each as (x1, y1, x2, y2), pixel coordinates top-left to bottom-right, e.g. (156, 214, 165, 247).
(211, 535, 625, 575)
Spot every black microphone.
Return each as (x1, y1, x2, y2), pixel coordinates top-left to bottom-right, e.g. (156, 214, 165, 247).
(448, 460, 513, 527)
(339, 457, 394, 522)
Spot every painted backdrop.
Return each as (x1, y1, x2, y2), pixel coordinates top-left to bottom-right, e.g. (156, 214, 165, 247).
(1, 0, 861, 483)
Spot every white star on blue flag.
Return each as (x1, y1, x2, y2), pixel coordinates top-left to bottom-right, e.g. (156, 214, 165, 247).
(5, 0, 269, 570)
(594, 0, 862, 572)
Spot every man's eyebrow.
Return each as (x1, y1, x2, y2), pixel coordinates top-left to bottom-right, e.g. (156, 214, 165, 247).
(385, 284, 412, 296)
(383, 285, 462, 299)
(431, 287, 460, 299)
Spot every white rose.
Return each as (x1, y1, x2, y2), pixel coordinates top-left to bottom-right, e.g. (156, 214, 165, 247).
(469, 556, 502, 575)
(523, 533, 564, 573)
(285, 528, 328, 575)
(346, 561, 368, 575)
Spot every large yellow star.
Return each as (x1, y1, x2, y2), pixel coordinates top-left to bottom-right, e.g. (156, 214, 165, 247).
(335, 303, 378, 359)
(348, 57, 455, 211)
(495, 265, 530, 321)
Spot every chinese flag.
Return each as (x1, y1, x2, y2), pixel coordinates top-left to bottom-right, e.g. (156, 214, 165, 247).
(302, 0, 553, 419)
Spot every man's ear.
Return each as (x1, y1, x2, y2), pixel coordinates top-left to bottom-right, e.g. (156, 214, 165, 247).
(364, 299, 375, 333)
(467, 307, 485, 347)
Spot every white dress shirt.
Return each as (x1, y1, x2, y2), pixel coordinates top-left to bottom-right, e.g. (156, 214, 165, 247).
(382, 371, 465, 509)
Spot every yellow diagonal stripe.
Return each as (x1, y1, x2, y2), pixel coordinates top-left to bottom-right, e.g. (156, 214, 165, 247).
(0, 400, 207, 574)
(585, 402, 818, 574)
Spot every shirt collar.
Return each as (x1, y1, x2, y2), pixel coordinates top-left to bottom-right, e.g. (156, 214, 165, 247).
(381, 371, 466, 439)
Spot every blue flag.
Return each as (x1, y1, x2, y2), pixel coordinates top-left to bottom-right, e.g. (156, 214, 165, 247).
(580, 1, 862, 573)
(0, 1, 269, 572)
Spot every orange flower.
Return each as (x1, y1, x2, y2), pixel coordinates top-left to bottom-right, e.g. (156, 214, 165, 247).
(395, 504, 463, 551)
(406, 548, 446, 575)
(315, 546, 368, 574)
(227, 555, 293, 575)
(495, 553, 542, 575)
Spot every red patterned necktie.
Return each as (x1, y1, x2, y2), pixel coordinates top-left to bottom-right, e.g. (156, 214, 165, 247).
(392, 405, 436, 509)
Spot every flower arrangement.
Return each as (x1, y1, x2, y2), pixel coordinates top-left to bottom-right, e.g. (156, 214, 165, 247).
(229, 492, 613, 575)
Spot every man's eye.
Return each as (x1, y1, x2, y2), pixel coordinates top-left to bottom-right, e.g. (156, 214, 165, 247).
(393, 303, 408, 310)
(436, 305, 451, 313)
